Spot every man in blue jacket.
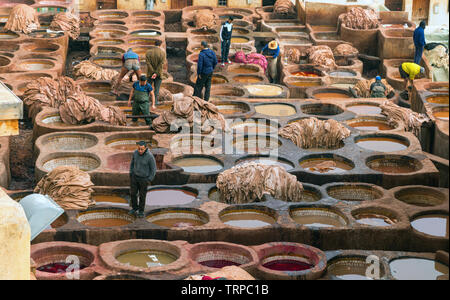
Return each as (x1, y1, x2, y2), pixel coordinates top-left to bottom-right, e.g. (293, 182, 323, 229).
(220, 16, 233, 66)
(193, 41, 218, 101)
(129, 141, 157, 218)
(413, 21, 426, 64)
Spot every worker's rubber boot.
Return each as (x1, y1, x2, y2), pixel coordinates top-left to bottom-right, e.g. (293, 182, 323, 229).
(128, 209, 137, 216)
(137, 211, 145, 218)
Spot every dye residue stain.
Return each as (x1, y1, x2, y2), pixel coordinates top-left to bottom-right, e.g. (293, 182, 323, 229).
(92, 194, 128, 204)
(221, 211, 275, 228)
(81, 217, 131, 227)
(234, 75, 262, 83)
(347, 104, 382, 115)
(349, 121, 394, 131)
(356, 138, 408, 152)
(172, 157, 223, 173)
(263, 259, 313, 271)
(300, 158, 353, 174)
(199, 259, 241, 268)
(37, 262, 86, 273)
(116, 250, 177, 268)
(426, 95, 449, 105)
(355, 214, 396, 227)
(255, 104, 296, 116)
(228, 67, 257, 74)
(389, 258, 449, 280)
(146, 189, 197, 206)
(411, 215, 449, 237)
(314, 92, 351, 99)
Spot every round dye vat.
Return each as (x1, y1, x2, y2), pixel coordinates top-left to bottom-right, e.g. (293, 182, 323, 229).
(356, 137, 408, 152)
(231, 37, 249, 43)
(131, 30, 161, 37)
(95, 39, 124, 45)
(291, 71, 320, 77)
(255, 104, 296, 116)
(262, 256, 313, 271)
(426, 95, 449, 104)
(216, 104, 247, 115)
(0, 32, 19, 39)
(331, 83, 355, 89)
(290, 208, 347, 228)
(228, 66, 258, 74)
(354, 213, 396, 227)
(42, 134, 97, 151)
(81, 82, 111, 93)
(42, 154, 101, 172)
(346, 104, 382, 115)
(231, 120, 278, 134)
(93, 30, 127, 38)
(233, 75, 263, 83)
(395, 187, 445, 207)
(106, 138, 156, 151)
(146, 188, 198, 206)
(313, 92, 351, 100)
(41, 115, 78, 127)
(98, 12, 128, 19)
(18, 60, 54, 71)
(128, 39, 159, 45)
(327, 184, 382, 201)
(236, 156, 293, 170)
(434, 110, 449, 121)
(171, 157, 223, 173)
(200, 260, 241, 268)
(116, 250, 177, 268)
(245, 85, 283, 97)
(367, 156, 421, 174)
(93, 57, 122, 68)
(147, 210, 208, 227)
(389, 258, 449, 280)
(348, 119, 395, 131)
(92, 194, 128, 204)
(220, 209, 276, 228)
(37, 262, 87, 273)
(329, 71, 356, 77)
(327, 257, 376, 280)
(300, 158, 354, 174)
(411, 215, 449, 237)
(301, 103, 344, 116)
(211, 75, 228, 84)
(233, 136, 281, 153)
(77, 209, 135, 227)
(290, 81, 322, 87)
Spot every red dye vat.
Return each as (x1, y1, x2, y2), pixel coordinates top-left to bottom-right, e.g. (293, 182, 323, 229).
(292, 71, 319, 77)
(263, 259, 313, 271)
(37, 262, 86, 273)
(200, 260, 241, 268)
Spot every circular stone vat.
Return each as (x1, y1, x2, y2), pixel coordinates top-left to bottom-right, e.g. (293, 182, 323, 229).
(40, 133, 98, 151)
(116, 250, 177, 268)
(327, 183, 383, 201)
(92, 30, 127, 38)
(228, 64, 260, 74)
(347, 116, 397, 131)
(41, 114, 80, 127)
(352, 207, 399, 227)
(389, 257, 449, 280)
(132, 10, 161, 18)
(127, 38, 162, 46)
(0, 32, 19, 39)
(355, 134, 409, 152)
(346, 103, 382, 115)
(433, 106, 449, 121)
(96, 24, 129, 32)
(299, 155, 354, 174)
(425, 94, 449, 105)
(94, 38, 125, 45)
(214, 102, 249, 115)
(255, 103, 296, 117)
(210, 85, 246, 97)
(219, 206, 277, 228)
(208, 186, 221, 202)
(290, 207, 348, 228)
(130, 30, 161, 37)
(300, 185, 323, 202)
(301, 103, 344, 116)
(23, 43, 59, 53)
(92, 57, 122, 68)
(28, 30, 64, 38)
(169, 134, 221, 156)
(232, 74, 265, 84)
(230, 36, 250, 44)
(106, 137, 156, 151)
(189, 242, 256, 269)
(327, 256, 384, 280)
(42, 154, 101, 172)
(210, 74, 228, 84)
(146, 187, 198, 206)
(80, 81, 112, 93)
(233, 135, 281, 153)
(95, 46, 126, 56)
(312, 89, 353, 100)
(106, 153, 135, 171)
(77, 208, 135, 227)
(366, 155, 422, 174)
(245, 84, 283, 97)
(97, 11, 128, 19)
(131, 46, 158, 59)
(328, 70, 357, 77)
(394, 187, 446, 207)
(411, 214, 449, 237)
(235, 156, 294, 170)
(146, 208, 208, 228)
(17, 59, 54, 71)
(230, 119, 279, 134)
(92, 193, 128, 205)
(171, 156, 223, 174)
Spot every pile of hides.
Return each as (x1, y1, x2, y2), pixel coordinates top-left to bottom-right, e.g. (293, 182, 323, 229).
(339, 7, 379, 30)
(4, 4, 40, 34)
(185, 266, 255, 280)
(152, 95, 227, 134)
(158, 87, 174, 103)
(34, 166, 95, 210)
(380, 100, 431, 136)
(194, 10, 217, 30)
(353, 78, 394, 98)
(424, 44, 449, 69)
(73, 60, 119, 81)
(306, 45, 337, 70)
(49, 11, 80, 39)
(279, 117, 351, 149)
(216, 162, 304, 204)
(23, 76, 126, 125)
(287, 48, 301, 64)
(234, 51, 268, 71)
(273, 0, 296, 16)
(333, 43, 359, 56)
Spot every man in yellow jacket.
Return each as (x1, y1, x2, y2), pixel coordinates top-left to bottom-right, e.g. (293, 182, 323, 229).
(399, 62, 425, 88)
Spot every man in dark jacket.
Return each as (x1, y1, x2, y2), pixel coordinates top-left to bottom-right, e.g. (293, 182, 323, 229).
(220, 16, 233, 66)
(129, 141, 157, 217)
(413, 21, 426, 64)
(193, 41, 218, 101)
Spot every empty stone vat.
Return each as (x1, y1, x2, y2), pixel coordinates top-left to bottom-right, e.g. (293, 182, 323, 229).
(394, 187, 446, 207)
(327, 256, 385, 280)
(41, 153, 101, 173)
(326, 183, 384, 201)
(77, 208, 135, 228)
(38, 133, 98, 151)
(366, 155, 422, 174)
(146, 208, 209, 228)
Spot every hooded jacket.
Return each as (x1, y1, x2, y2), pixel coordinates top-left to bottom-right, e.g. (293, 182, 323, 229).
(197, 48, 218, 75)
(130, 148, 157, 181)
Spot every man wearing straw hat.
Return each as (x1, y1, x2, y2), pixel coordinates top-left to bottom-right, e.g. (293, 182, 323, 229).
(129, 141, 157, 218)
(260, 40, 280, 83)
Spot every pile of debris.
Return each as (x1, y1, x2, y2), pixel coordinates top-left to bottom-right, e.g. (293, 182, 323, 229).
(306, 45, 337, 70)
(353, 78, 395, 98)
(194, 10, 217, 30)
(333, 43, 359, 57)
(279, 117, 351, 149)
(216, 162, 304, 204)
(3, 4, 40, 34)
(380, 100, 431, 136)
(424, 43, 449, 70)
(234, 51, 268, 71)
(73, 60, 119, 81)
(273, 0, 296, 16)
(49, 11, 80, 39)
(287, 48, 302, 64)
(339, 7, 379, 30)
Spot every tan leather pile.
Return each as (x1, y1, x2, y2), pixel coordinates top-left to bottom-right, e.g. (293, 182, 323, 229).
(287, 48, 302, 64)
(353, 78, 394, 98)
(340, 7, 379, 30)
(73, 60, 119, 81)
(306, 45, 337, 70)
(49, 11, 80, 39)
(279, 117, 351, 149)
(333, 43, 359, 56)
(152, 96, 227, 134)
(34, 166, 95, 210)
(273, 0, 296, 16)
(194, 10, 217, 30)
(216, 162, 304, 204)
(3, 4, 39, 34)
(185, 266, 255, 280)
(380, 100, 430, 136)
(158, 87, 174, 103)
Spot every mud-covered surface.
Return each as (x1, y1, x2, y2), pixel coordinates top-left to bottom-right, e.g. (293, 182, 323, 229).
(167, 46, 189, 86)
(9, 121, 35, 190)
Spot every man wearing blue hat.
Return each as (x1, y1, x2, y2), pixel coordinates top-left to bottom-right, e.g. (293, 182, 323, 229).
(370, 76, 387, 98)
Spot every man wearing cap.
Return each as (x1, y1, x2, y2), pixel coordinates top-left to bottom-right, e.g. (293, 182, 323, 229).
(370, 76, 387, 98)
(129, 141, 157, 218)
(113, 48, 143, 94)
(260, 40, 280, 83)
(194, 41, 218, 101)
(399, 62, 425, 89)
(220, 16, 233, 67)
(145, 46, 167, 105)
(128, 75, 155, 126)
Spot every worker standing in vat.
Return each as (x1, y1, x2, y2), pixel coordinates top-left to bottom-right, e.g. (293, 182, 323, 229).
(260, 40, 280, 83)
(413, 21, 426, 64)
(220, 16, 234, 67)
(145, 47, 167, 106)
(370, 76, 387, 98)
(113, 48, 143, 94)
(129, 141, 157, 218)
(193, 41, 218, 101)
(128, 75, 156, 126)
